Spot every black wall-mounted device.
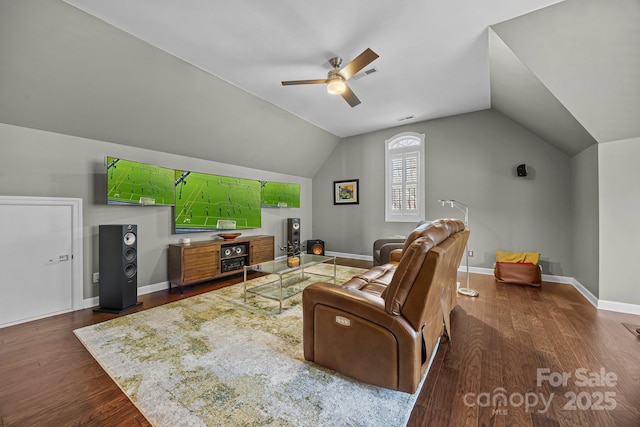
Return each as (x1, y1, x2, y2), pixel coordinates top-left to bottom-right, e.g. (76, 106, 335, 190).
(517, 164, 528, 177)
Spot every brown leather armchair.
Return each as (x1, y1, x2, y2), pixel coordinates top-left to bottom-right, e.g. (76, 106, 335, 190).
(303, 219, 469, 393)
(372, 237, 405, 266)
(372, 220, 431, 266)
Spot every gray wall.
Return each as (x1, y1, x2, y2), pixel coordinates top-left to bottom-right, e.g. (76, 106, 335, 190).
(571, 144, 599, 297)
(2, 0, 636, 309)
(0, 0, 340, 178)
(0, 123, 313, 300)
(313, 109, 574, 276)
(0, 0, 332, 301)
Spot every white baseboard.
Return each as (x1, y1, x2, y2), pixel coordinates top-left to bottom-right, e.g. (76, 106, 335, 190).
(467, 266, 493, 275)
(542, 273, 575, 285)
(569, 278, 599, 308)
(325, 251, 373, 261)
(143, 281, 171, 295)
(460, 265, 640, 314)
(463, 265, 575, 285)
(598, 300, 640, 316)
(81, 255, 640, 317)
(83, 297, 99, 309)
(332, 254, 639, 316)
(462, 266, 604, 309)
(83, 281, 170, 309)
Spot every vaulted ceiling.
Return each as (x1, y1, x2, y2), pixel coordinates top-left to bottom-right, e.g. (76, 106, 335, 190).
(489, 0, 640, 154)
(61, 0, 640, 157)
(2, 0, 637, 173)
(62, 0, 588, 142)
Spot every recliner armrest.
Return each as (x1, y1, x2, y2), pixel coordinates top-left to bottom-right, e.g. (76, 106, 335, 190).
(303, 282, 387, 322)
(389, 249, 403, 263)
(302, 281, 421, 392)
(302, 282, 415, 358)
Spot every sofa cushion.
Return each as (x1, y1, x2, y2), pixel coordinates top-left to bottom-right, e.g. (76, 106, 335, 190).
(341, 264, 395, 297)
(400, 220, 454, 256)
(342, 277, 388, 297)
(384, 237, 433, 315)
(383, 220, 459, 318)
(355, 264, 394, 282)
(441, 218, 465, 234)
(400, 222, 432, 254)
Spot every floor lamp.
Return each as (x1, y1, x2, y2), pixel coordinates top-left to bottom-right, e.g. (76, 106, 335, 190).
(438, 199, 479, 297)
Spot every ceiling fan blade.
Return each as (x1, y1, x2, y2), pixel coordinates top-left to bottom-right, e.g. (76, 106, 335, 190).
(341, 85, 361, 107)
(339, 48, 379, 80)
(281, 79, 328, 86)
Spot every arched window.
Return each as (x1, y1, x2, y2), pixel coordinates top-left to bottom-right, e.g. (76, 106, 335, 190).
(385, 132, 425, 222)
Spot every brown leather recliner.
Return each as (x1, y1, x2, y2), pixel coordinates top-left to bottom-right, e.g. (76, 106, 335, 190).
(302, 219, 469, 393)
(387, 219, 468, 337)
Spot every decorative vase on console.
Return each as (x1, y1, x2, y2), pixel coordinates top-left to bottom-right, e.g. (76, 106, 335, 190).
(286, 241, 300, 268)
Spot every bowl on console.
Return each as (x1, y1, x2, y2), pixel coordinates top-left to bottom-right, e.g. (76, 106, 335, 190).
(218, 232, 241, 241)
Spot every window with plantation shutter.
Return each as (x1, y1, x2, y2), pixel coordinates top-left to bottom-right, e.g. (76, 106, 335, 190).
(385, 132, 425, 222)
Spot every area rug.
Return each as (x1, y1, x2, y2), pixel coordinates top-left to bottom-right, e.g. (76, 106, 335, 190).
(74, 264, 428, 426)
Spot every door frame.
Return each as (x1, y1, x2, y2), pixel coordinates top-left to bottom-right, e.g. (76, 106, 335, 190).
(0, 196, 84, 312)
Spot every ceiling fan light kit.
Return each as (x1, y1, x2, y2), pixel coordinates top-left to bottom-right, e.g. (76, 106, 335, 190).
(282, 48, 379, 107)
(327, 72, 346, 94)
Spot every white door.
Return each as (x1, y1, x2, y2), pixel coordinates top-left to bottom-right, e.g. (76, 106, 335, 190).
(0, 200, 77, 327)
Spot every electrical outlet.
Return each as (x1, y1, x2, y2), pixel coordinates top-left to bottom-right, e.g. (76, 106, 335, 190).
(468, 250, 474, 257)
(93, 272, 99, 283)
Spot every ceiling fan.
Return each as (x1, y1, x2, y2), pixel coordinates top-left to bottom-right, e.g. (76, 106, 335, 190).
(281, 48, 379, 107)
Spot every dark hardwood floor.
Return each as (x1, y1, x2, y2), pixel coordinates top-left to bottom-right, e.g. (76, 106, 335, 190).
(1, 258, 639, 426)
(410, 274, 640, 427)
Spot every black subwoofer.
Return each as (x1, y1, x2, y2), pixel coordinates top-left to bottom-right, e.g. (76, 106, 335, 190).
(307, 239, 325, 256)
(95, 224, 142, 313)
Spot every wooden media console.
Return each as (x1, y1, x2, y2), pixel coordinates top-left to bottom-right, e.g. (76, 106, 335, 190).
(168, 235, 274, 292)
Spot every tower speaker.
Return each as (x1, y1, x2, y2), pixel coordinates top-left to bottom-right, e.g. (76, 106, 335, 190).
(95, 224, 142, 313)
(516, 164, 528, 177)
(307, 239, 325, 256)
(286, 218, 301, 253)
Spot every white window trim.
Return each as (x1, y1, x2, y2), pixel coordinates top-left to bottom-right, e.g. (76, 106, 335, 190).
(385, 132, 425, 222)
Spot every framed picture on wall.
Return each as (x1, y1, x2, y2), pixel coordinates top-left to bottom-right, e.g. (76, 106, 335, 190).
(333, 179, 359, 205)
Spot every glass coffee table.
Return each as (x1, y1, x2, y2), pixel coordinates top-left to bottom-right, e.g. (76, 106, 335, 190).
(243, 253, 336, 312)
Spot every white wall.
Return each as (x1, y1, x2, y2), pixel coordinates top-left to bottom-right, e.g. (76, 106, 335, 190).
(598, 137, 640, 306)
(0, 123, 312, 300)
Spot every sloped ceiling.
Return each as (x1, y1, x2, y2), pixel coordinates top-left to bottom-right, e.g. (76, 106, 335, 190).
(61, 0, 563, 138)
(0, 0, 341, 178)
(489, 28, 597, 156)
(1, 0, 636, 173)
(490, 0, 640, 146)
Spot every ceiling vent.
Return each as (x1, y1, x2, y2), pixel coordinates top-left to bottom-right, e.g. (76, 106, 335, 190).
(352, 66, 378, 80)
